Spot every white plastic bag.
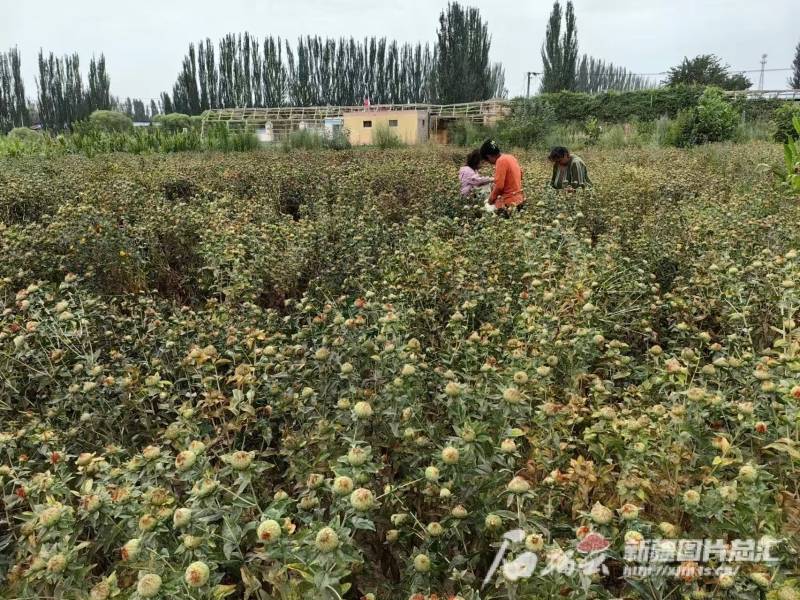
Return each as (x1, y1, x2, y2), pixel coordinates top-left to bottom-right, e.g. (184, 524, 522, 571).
(478, 188, 496, 214)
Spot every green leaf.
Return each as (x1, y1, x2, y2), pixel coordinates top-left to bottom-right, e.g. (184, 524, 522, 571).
(351, 516, 375, 531)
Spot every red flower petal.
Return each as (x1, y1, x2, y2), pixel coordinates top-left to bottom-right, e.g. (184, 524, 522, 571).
(577, 532, 610, 553)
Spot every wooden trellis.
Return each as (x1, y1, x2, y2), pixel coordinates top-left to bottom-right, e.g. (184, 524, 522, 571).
(200, 91, 799, 141)
(200, 99, 512, 140)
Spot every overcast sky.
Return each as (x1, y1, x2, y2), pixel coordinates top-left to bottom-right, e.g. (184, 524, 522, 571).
(2, 0, 797, 102)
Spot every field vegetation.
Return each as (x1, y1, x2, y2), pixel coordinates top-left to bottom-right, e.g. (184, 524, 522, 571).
(1, 143, 800, 599)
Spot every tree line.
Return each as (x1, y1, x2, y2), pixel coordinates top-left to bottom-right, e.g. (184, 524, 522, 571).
(538, 1, 800, 93)
(540, 1, 652, 93)
(0, 47, 28, 132)
(576, 55, 652, 94)
(2, 2, 507, 132)
(114, 97, 160, 122)
(35, 52, 112, 130)
(0, 45, 179, 133)
(164, 3, 506, 115)
(167, 34, 439, 114)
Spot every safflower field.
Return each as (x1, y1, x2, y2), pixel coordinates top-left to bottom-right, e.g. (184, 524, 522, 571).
(1, 142, 800, 600)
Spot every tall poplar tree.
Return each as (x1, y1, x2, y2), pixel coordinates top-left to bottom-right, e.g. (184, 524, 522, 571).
(163, 31, 452, 111)
(36, 51, 90, 129)
(540, 1, 578, 92)
(160, 92, 173, 114)
(0, 47, 29, 132)
(789, 41, 800, 89)
(87, 55, 111, 111)
(434, 2, 497, 103)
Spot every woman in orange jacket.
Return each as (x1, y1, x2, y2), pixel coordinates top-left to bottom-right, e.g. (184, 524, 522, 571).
(480, 139, 525, 216)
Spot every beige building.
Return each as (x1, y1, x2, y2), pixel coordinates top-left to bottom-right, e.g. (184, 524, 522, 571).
(342, 109, 429, 145)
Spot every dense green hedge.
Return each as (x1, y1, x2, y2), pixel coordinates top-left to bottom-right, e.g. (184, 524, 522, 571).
(511, 86, 792, 124)
(152, 112, 193, 132)
(730, 97, 787, 121)
(531, 85, 705, 122)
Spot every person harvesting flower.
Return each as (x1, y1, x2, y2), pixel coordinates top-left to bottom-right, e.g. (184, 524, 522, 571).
(549, 146, 591, 190)
(459, 149, 494, 201)
(480, 139, 525, 215)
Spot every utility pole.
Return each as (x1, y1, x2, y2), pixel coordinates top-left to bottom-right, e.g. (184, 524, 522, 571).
(526, 72, 541, 97)
(758, 54, 767, 91)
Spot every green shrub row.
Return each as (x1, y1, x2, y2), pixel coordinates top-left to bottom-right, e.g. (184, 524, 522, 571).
(447, 86, 799, 150)
(281, 129, 352, 151)
(534, 85, 704, 122)
(531, 86, 791, 125)
(1, 122, 260, 157)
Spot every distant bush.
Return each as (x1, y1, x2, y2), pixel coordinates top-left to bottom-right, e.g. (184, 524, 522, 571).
(451, 98, 557, 150)
(772, 103, 800, 143)
(734, 118, 772, 143)
(665, 109, 698, 148)
(88, 110, 133, 133)
(448, 120, 491, 146)
(692, 87, 739, 144)
(652, 116, 672, 147)
(633, 118, 656, 140)
(281, 128, 351, 151)
(153, 113, 192, 133)
(8, 127, 43, 143)
(326, 130, 351, 150)
(542, 122, 583, 151)
(282, 129, 327, 151)
(205, 123, 260, 151)
(598, 124, 629, 148)
(495, 97, 556, 149)
(665, 88, 738, 147)
(584, 117, 601, 145)
(373, 123, 403, 149)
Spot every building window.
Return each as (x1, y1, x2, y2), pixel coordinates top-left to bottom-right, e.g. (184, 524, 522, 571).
(389, 119, 398, 127)
(363, 120, 372, 128)
(421, 119, 426, 126)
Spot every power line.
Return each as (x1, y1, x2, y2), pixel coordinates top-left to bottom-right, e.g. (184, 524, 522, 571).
(741, 67, 790, 73)
(632, 67, 792, 77)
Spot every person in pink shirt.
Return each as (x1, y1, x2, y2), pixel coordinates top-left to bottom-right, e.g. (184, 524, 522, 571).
(459, 149, 494, 199)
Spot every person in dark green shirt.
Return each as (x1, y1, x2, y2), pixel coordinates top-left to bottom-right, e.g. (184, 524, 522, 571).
(549, 146, 591, 190)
